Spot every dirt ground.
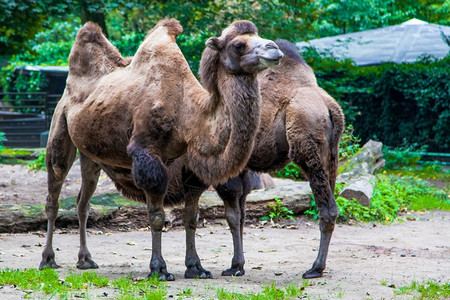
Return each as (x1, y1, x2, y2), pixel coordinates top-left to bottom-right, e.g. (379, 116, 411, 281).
(0, 162, 449, 299)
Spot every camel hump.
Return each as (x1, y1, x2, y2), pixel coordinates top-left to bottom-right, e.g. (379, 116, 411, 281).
(154, 18, 183, 39)
(69, 22, 129, 78)
(275, 39, 307, 65)
(77, 22, 104, 44)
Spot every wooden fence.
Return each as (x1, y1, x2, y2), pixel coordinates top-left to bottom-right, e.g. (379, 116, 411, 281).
(0, 92, 61, 148)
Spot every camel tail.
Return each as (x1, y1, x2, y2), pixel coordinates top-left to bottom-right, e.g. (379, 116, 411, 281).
(327, 98, 345, 191)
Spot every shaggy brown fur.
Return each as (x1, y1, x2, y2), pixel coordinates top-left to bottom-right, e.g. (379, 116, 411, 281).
(167, 39, 345, 278)
(39, 18, 283, 281)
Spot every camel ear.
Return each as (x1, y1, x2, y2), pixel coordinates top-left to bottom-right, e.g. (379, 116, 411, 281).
(206, 37, 221, 51)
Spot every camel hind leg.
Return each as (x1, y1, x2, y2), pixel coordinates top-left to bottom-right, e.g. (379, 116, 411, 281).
(290, 140, 338, 279)
(76, 153, 101, 269)
(40, 118, 77, 269)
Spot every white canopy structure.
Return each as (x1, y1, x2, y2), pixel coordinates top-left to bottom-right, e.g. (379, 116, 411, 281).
(297, 19, 450, 65)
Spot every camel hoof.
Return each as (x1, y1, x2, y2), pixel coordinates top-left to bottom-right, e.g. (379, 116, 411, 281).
(149, 271, 175, 281)
(77, 259, 99, 269)
(302, 268, 323, 279)
(39, 260, 60, 270)
(185, 268, 212, 279)
(221, 268, 245, 277)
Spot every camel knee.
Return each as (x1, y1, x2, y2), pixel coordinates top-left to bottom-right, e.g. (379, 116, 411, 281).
(225, 209, 240, 232)
(183, 212, 199, 231)
(45, 200, 59, 217)
(149, 211, 165, 231)
(131, 151, 168, 196)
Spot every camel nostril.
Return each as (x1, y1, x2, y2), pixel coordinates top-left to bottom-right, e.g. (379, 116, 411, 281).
(265, 42, 279, 50)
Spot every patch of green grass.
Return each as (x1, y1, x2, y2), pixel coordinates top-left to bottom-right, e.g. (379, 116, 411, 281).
(0, 268, 168, 299)
(112, 274, 167, 299)
(216, 281, 310, 300)
(395, 280, 450, 299)
(178, 287, 193, 297)
(0, 268, 110, 298)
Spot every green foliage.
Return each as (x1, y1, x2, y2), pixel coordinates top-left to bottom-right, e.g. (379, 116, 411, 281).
(383, 147, 423, 169)
(216, 281, 309, 300)
(305, 174, 449, 223)
(0, 132, 6, 162)
(339, 124, 361, 160)
(395, 280, 450, 299)
(260, 197, 295, 222)
(26, 151, 46, 171)
(0, 0, 66, 55)
(313, 0, 449, 36)
(273, 162, 304, 181)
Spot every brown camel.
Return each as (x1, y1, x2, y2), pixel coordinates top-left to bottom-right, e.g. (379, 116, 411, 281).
(166, 39, 345, 278)
(39, 19, 283, 281)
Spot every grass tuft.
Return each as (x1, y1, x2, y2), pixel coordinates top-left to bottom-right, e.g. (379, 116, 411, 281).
(395, 280, 450, 299)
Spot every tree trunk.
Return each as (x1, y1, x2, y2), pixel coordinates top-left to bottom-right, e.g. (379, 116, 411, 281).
(79, 0, 109, 37)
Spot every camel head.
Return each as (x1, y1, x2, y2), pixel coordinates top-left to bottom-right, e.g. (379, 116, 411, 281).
(205, 20, 284, 74)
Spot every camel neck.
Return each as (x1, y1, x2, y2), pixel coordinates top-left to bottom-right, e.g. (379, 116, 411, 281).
(186, 67, 261, 186)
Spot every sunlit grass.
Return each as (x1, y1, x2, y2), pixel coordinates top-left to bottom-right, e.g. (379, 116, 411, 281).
(216, 280, 311, 300)
(0, 268, 167, 299)
(395, 280, 450, 299)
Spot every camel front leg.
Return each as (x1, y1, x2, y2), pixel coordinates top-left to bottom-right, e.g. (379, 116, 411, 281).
(216, 172, 250, 276)
(76, 153, 101, 269)
(130, 148, 174, 281)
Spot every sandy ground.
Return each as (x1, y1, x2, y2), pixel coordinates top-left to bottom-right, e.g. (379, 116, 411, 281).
(0, 162, 449, 299)
(1, 212, 449, 299)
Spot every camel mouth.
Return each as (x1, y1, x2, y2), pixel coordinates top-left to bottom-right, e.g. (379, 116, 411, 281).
(259, 56, 282, 67)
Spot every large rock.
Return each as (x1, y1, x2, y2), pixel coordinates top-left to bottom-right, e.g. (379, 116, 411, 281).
(338, 140, 385, 207)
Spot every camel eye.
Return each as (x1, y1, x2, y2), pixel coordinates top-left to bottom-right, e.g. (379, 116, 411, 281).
(233, 42, 246, 52)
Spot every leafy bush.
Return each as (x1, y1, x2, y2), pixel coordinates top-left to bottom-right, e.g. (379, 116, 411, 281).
(260, 197, 295, 222)
(0, 19, 80, 92)
(27, 151, 46, 171)
(273, 162, 304, 181)
(0, 132, 6, 163)
(339, 124, 361, 160)
(383, 147, 423, 169)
